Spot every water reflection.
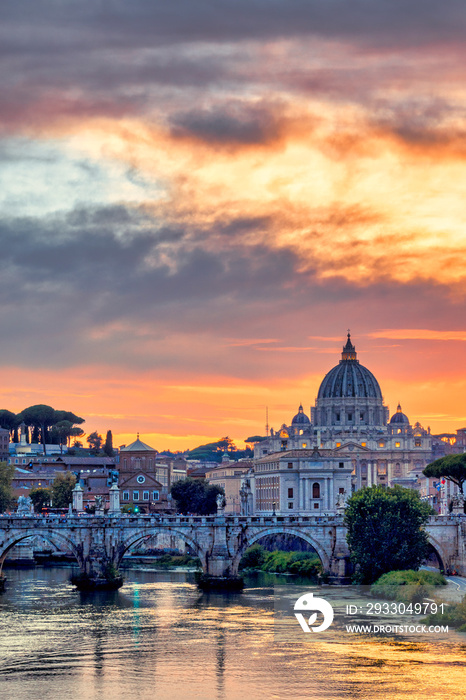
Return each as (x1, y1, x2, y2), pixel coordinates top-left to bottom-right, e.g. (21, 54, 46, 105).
(0, 567, 464, 700)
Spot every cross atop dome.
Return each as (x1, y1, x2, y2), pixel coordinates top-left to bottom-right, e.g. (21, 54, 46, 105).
(341, 332, 357, 361)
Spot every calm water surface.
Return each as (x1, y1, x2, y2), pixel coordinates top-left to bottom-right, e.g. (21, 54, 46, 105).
(0, 567, 465, 700)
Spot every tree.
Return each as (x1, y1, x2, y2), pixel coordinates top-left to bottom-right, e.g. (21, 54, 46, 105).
(51, 420, 74, 453)
(29, 487, 51, 511)
(344, 485, 432, 584)
(18, 404, 56, 455)
(103, 430, 114, 457)
(0, 461, 14, 512)
(170, 478, 225, 515)
(87, 431, 103, 455)
(70, 427, 85, 445)
(51, 472, 76, 509)
(0, 409, 19, 439)
(16, 405, 85, 454)
(424, 454, 466, 503)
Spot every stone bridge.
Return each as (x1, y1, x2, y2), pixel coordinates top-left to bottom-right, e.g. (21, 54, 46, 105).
(0, 514, 464, 589)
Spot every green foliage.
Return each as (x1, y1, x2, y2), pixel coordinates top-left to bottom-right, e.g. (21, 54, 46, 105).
(170, 478, 225, 515)
(87, 431, 103, 455)
(184, 436, 252, 462)
(29, 487, 51, 511)
(239, 544, 267, 569)
(17, 405, 85, 454)
(344, 485, 432, 584)
(371, 569, 447, 603)
(51, 472, 76, 508)
(423, 595, 466, 631)
(146, 553, 201, 568)
(103, 562, 120, 581)
(424, 454, 466, 498)
(0, 461, 14, 512)
(244, 435, 267, 443)
(0, 409, 19, 434)
(103, 430, 114, 457)
(239, 545, 322, 577)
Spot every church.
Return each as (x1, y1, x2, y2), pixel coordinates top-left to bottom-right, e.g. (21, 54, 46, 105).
(251, 334, 448, 514)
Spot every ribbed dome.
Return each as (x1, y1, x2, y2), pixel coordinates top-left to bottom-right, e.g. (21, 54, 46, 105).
(317, 334, 383, 400)
(390, 404, 409, 425)
(291, 404, 311, 425)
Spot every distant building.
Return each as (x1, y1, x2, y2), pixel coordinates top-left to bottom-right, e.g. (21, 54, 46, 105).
(119, 472, 166, 514)
(0, 428, 9, 462)
(119, 435, 170, 513)
(252, 449, 352, 515)
(252, 334, 455, 511)
(205, 455, 253, 514)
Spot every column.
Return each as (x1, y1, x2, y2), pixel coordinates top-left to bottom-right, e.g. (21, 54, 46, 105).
(367, 462, 372, 487)
(108, 483, 121, 515)
(72, 483, 83, 512)
(299, 478, 304, 511)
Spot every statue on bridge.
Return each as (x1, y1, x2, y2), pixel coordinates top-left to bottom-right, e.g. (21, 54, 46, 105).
(16, 495, 33, 515)
(335, 490, 348, 514)
(239, 477, 253, 516)
(216, 493, 226, 515)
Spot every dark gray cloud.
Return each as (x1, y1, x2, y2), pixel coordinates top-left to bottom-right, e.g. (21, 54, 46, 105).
(2, 1, 465, 48)
(0, 204, 464, 378)
(169, 101, 288, 147)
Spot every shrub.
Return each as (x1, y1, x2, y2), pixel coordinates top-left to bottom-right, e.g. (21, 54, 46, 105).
(371, 569, 446, 603)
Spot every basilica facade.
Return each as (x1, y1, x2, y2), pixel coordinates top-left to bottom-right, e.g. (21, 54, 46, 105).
(251, 334, 448, 514)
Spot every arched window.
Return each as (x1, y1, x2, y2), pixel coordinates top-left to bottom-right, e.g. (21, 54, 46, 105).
(312, 482, 320, 499)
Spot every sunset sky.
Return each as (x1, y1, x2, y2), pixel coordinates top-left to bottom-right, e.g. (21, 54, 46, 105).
(1, 1, 466, 451)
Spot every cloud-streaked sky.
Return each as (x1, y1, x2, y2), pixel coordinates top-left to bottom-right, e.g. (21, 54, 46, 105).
(1, 1, 466, 449)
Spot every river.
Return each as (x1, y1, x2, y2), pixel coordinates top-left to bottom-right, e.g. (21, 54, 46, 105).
(0, 567, 465, 700)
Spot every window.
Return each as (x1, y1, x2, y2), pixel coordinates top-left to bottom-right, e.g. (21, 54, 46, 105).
(153, 491, 159, 501)
(336, 442, 341, 448)
(339, 462, 344, 468)
(302, 442, 307, 448)
(288, 502, 293, 509)
(122, 491, 129, 501)
(312, 482, 320, 498)
(288, 487, 293, 498)
(397, 428, 402, 434)
(361, 442, 367, 447)
(395, 442, 401, 448)
(336, 413, 340, 421)
(348, 413, 352, 421)
(360, 413, 364, 421)
(339, 487, 345, 494)
(288, 462, 293, 469)
(143, 491, 149, 501)
(379, 441, 385, 448)
(133, 491, 139, 501)
(415, 439, 421, 447)
(314, 503, 319, 509)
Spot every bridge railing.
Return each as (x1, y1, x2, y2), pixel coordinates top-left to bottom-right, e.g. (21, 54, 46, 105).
(0, 513, 349, 527)
(0, 513, 463, 528)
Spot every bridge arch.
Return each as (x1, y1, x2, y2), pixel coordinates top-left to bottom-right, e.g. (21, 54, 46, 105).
(233, 526, 332, 573)
(117, 527, 208, 571)
(426, 533, 448, 572)
(0, 529, 83, 572)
